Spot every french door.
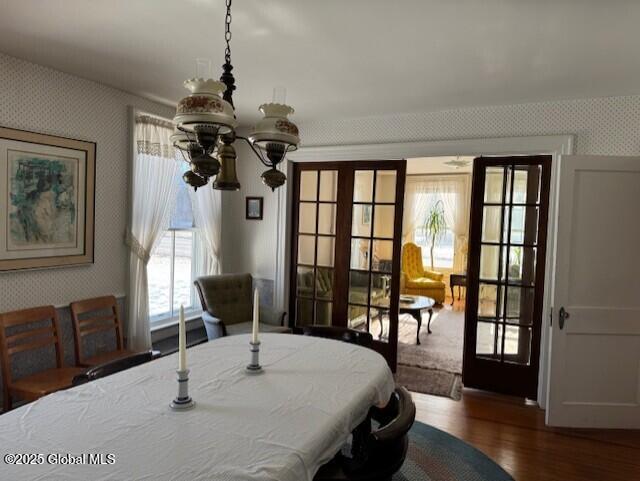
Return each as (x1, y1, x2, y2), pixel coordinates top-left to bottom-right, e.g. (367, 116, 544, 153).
(463, 156, 551, 399)
(289, 160, 406, 370)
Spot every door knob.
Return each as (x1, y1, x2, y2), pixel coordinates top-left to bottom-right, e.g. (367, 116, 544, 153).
(559, 307, 570, 330)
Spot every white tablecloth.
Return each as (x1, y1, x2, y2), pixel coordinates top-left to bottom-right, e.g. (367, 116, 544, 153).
(0, 333, 395, 481)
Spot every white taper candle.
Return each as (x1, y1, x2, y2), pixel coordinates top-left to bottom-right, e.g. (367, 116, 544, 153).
(178, 304, 186, 371)
(252, 288, 260, 344)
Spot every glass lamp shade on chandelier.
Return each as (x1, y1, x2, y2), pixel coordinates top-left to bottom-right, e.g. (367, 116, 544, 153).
(171, 0, 300, 192)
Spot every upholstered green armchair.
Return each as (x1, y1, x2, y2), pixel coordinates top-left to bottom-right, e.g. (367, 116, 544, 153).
(401, 243, 446, 304)
(194, 273, 289, 341)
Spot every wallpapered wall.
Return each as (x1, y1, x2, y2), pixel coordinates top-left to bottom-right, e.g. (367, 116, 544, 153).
(0, 53, 174, 312)
(223, 93, 640, 299)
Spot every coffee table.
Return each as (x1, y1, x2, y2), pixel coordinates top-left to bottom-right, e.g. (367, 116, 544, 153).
(400, 295, 435, 345)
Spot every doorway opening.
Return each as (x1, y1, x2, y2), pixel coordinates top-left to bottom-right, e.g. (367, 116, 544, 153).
(395, 156, 473, 399)
(396, 155, 551, 401)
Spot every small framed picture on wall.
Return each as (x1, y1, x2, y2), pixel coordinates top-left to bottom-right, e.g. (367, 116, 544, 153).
(246, 197, 263, 220)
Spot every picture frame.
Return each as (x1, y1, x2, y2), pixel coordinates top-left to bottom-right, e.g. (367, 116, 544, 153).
(246, 196, 263, 220)
(0, 126, 96, 271)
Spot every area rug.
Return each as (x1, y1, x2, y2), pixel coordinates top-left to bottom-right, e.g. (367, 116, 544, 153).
(396, 307, 464, 400)
(393, 421, 514, 481)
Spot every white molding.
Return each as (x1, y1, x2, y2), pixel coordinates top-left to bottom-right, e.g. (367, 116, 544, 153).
(275, 134, 574, 411)
(289, 135, 574, 162)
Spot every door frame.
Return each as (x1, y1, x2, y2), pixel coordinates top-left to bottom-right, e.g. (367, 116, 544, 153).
(279, 135, 574, 408)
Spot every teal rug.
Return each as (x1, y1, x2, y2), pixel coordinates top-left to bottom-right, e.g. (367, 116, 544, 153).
(394, 422, 514, 481)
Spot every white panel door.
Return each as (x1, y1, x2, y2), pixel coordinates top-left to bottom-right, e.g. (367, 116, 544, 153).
(546, 155, 640, 428)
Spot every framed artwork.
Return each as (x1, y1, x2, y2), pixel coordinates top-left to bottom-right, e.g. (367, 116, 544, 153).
(0, 127, 96, 271)
(246, 197, 263, 220)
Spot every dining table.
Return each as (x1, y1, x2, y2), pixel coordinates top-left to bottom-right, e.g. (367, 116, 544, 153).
(0, 333, 395, 481)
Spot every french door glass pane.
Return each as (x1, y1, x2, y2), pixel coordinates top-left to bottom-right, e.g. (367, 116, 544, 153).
(348, 304, 368, 331)
(300, 171, 318, 201)
(319, 170, 338, 201)
(352, 204, 372, 237)
(507, 247, 537, 285)
(508, 206, 539, 244)
(296, 266, 314, 297)
(297, 299, 314, 326)
(504, 325, 532, 364)
(505, 286, 535, 324)
(476, 321, 502, 359)
(318, 204, 336, 235)
(350, 239, 370, 269)
(298, 235, 316, 265)
(481, 206, 503, 242)
(349, 270, 370, 304)
(484, 167, 505, 203)
(317, 236, 335, 267)
(373, 205, 395, 238)
(316, 267, 333, 300)
(375, 171, 397, 202)
(354, 171, 374, 202)
(512, 165, 541, 204)
(479, 245, 500, 280)
(372, 240, 393, 271)
(370, 273, 391, 307)
(298, 202, 317, 234)
(478, 283, 502, 319)
(314, 301, 332, 326)
(370, 308, 389, 340)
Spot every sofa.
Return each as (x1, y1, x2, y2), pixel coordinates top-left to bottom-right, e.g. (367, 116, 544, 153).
(401, 243, 446, 304)
(194, 273, 289, 341)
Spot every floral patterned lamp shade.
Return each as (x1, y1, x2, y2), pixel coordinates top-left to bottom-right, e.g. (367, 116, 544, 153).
(170, 0, 299, 192)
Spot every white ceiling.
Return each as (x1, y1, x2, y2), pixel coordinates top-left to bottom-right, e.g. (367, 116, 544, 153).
(2, 1, 640, 124)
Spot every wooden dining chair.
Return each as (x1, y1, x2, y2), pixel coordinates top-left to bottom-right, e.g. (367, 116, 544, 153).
(314, 387, 416, 481)
(72, 351, 154, 386)
(70, 295, 135, 367)
(0, 306, 85, 411)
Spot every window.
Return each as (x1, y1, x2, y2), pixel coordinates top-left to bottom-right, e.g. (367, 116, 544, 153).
(148, 166, 198, 326)
(413, 192, 455, 269)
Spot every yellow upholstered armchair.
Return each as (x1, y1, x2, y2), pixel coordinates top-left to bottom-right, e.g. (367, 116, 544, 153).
(401, 243, 446, 304)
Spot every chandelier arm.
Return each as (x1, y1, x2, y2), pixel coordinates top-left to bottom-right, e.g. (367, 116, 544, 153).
(175, 144, 192, 164)
(237, 136, 273, 167)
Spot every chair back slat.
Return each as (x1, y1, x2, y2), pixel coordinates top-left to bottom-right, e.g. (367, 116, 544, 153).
(70, 296, 123, 365)
(7, 336, 57, 356)
(0, 306, 58, 327)
(78, 314, 116, 326)
(6, 326, 56, 344)
(80, 323, 117, 337)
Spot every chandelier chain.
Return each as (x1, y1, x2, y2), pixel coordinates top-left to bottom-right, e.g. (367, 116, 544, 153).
(224, 0, 232, 64)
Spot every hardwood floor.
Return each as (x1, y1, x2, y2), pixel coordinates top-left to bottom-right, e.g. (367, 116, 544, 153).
(413, 389, 640, 481)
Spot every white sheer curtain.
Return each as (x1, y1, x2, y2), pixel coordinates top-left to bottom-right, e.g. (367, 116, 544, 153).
(402, 174, 471, 272)
(189, 186, 222, 276)
(126, 115, 181, 350)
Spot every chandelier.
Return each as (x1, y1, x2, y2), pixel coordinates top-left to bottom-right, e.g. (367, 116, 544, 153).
(171, 0, 300, 191)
